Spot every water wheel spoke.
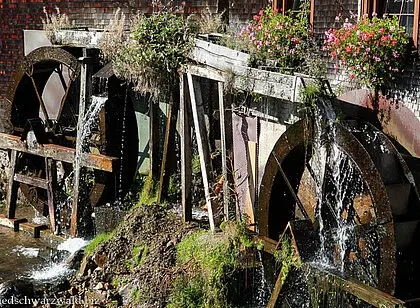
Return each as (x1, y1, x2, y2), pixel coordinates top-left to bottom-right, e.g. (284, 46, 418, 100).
(28, 74, 51, 128)
(272, 150, 310, 220)
(55, 76, 73, 127)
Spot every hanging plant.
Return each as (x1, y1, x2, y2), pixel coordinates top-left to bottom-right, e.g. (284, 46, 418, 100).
(238, 5, 310, 70)
(100, 8, 195, 99)
(323, 13, 409, 89)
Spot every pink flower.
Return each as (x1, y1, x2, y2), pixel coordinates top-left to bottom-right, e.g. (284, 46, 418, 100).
(290, 49, 296, 54)
(372, 12, 377, 16)
(393, 51, 400, 58)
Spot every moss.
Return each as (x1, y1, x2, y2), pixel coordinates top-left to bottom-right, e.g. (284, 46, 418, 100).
(84, 233, 113, 256)
(168, 221, 253, 307)
(192, 153, 201, 174)
(131, 288, 142, 304)
(134, 175, 157, 207)
(127, 245, 150, 270)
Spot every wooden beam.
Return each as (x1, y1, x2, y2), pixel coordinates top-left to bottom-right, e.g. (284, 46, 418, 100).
(150, 99, 161, 180)
(187, 73, 216, 232)
(158, 87, 180, 202)
(191, 39, 314, 101)
(14, 173, 48, 189)
(267, 266, 288, 308)
(5, 150, 18, 219)
(180, 74, 193, 222)
(71, 52, 90, 237)
(245, 141, 257, 229)
(308, 265, 406, 308)
(45, 157, 57, 233)
(0, 133, 118, 172)
(218, 82, 229, 221)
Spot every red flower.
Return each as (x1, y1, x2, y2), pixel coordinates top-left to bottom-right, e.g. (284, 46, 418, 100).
(345, 46, 352, 52)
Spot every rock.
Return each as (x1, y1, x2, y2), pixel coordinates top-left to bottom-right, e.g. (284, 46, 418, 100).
(86, 290, 107, 305)
(94, 282, 104, 290)
(0, 280, 34, 308)
(68, 287, 76, 296)
(67, 249, 85, 270)
(79, 256, 97, 276)
(118, 281, 138, 306)
(93, 253, 107, 268)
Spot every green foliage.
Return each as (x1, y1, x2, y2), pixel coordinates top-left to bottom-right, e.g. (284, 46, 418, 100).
(102, 9, 195, 99)
(192, 153, 201, 174)
(85, 233, 113, 256)
(274, 236, 301, 284)
(131, 288, 142, 303)
(129, 245, 150, 269)
(324, 14, 409, 88)
(239, 4, 310, 69)
(299, 82, 322, 109)
(135, 175, 157, 207)
(168, 276, 206, 307)
(169, 223, 246, 307)
(166, 175, 180, 203)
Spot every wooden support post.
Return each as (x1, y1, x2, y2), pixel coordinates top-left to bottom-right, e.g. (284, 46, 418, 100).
(45, 157, 57, 233)
(180, 74, 192, 222)
(218, 81, 230, 221)
(187, 73, 216, 232)
(70, 52, 90, 237)
(6, 150, 18, 219)
(158, 86, 180, 203)
(150, 100, 161, 180)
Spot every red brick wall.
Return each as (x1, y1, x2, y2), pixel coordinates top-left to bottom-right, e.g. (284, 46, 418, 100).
(0, 0, 224, 100)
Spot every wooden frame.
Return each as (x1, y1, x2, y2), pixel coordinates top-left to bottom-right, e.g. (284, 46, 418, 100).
(272, 0, 315, 30)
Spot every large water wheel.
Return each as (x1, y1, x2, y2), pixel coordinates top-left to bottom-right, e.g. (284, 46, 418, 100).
(258, 105, 420, 306)
(1, 46, 138, 234)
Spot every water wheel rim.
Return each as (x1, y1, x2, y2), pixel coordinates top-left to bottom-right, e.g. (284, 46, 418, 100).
(3, 46, 111, 219)
(258, 117, 396, 294)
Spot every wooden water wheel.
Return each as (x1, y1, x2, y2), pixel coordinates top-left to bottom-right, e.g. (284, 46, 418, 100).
(258, 114, 420, 306)
(0, 46, 138, 235)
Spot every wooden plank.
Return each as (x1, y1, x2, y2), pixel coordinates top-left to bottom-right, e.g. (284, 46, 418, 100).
(245, 141, 257, 230)
(180, 74, 193, 222)
(218, 81, 229, 221)
(71, 52, 90, 237)
(13, 218, 28, 232)
(14, 173, 48, 189)
(0, 214, 65, 242)
(150, 100, 160, 179)
(187, 73, 216, 232)
(45, 158, 57, 232)
(193, 39, 249, 67)
(267, 266, 288, 308)
(308, 266, 406, 308)
(186, 64, 226, 82)
(158, 91, 180, 202)
(190, 39, 314, 101)
(0, 133, 118, 172)
(5, 150, 18, 219)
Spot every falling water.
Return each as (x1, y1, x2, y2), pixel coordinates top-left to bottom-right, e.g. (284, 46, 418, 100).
(29, 237, 89, 282)
(311, 98, 359, 272)
(117, 88, 128, 205)
(80, 96, 107, 152)
(253, 251, 269, 306)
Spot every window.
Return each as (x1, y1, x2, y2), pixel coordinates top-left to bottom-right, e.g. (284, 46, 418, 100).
(363, 0, 419, 45)
(272, 0, 314, 29)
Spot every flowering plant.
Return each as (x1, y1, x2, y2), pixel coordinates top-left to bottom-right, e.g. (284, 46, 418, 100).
(323, 14, 409, 88)
(238, 5, 309, 69)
